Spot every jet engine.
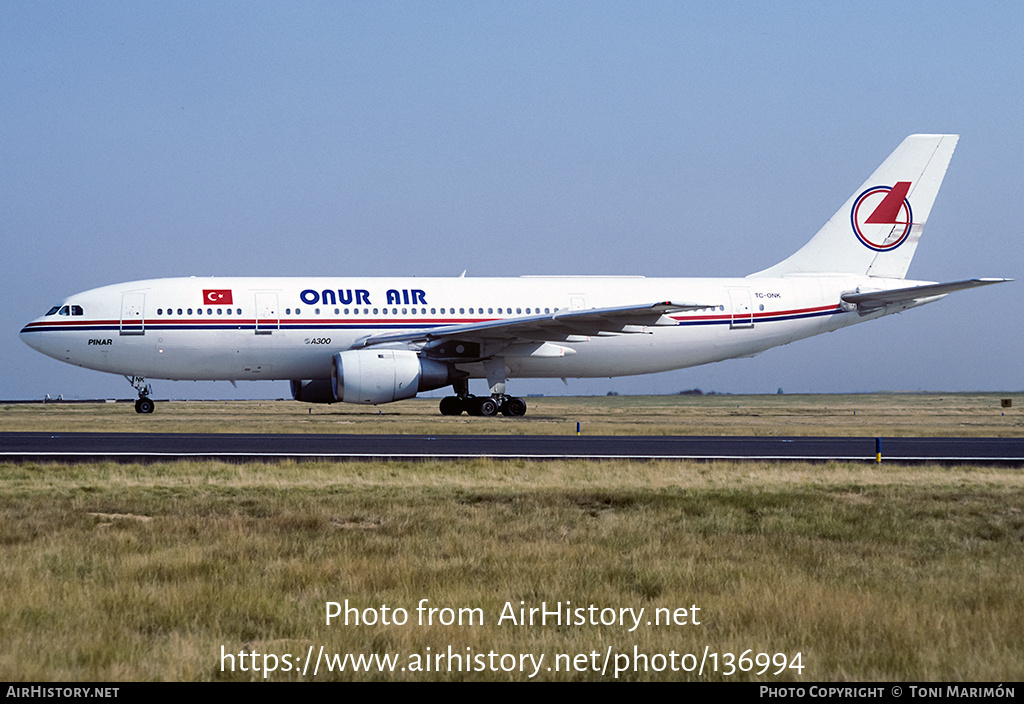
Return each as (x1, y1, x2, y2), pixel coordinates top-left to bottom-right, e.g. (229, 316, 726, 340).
(333, 349, 462, 405)
(290, 378, 337, 403)
(291, 350, 461, 405)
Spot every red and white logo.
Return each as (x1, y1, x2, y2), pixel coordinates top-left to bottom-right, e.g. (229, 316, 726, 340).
(850, 182, 913, 252)
(203, 289, 233, 305)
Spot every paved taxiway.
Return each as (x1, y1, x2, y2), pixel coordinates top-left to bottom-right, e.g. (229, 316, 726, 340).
(2, 432, 1023, 464)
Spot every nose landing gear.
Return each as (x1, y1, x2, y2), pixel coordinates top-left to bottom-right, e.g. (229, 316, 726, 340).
(126, 376, 155, 414)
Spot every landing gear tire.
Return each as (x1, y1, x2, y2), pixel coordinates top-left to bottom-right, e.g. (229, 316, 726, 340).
(475, 397, 498, 417)
(438, 393, 525, 418)
(127, 376, 154, 415)
(500, 396, 527, 417)
(439, 396, 464, 416)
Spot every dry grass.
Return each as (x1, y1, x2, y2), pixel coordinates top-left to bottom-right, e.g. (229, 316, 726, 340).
(1, 459, 1022, 681)
(2, 396, 1020, 681)
(2, 392, 1022, 436)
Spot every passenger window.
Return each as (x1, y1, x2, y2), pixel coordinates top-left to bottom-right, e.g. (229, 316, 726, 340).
(187, 308, 193, 315)
(177, 309, 183, 315)
(217, 308, 223, 315)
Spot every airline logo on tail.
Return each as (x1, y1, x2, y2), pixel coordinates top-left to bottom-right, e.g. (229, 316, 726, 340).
(850, 182, 913, 251)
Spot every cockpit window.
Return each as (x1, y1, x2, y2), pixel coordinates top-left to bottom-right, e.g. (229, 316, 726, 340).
(44, 304, 84, 316)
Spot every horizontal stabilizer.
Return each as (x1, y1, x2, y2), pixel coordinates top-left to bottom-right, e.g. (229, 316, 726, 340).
(841, 278, 1010, 312)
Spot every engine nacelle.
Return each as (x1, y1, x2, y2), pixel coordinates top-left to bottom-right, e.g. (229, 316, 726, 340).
(332, 349, 460, 405)
(290, 378, 337, 403)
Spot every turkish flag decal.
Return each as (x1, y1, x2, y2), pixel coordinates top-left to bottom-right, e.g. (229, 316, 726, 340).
(203, 289, 233, 305)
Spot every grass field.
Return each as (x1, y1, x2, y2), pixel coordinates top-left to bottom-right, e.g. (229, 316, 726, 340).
(1, 459, 1022, 682)
(1, 395, 1022, 682)
(2, 391, 1021, 436)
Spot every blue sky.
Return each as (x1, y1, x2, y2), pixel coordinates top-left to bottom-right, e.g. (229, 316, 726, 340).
(2, 1, 1021, 400)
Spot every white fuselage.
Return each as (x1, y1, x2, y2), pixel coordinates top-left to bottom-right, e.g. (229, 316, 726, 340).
(20, 274, 915, 384)
(21, 135, 1003, 412)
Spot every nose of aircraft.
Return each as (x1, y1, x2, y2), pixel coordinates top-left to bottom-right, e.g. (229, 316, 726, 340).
(20, 318, 53, 355)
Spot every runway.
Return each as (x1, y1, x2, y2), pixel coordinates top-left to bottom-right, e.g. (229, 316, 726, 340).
(2, 432, 1023, 464)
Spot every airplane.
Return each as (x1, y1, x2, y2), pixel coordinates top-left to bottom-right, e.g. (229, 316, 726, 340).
(20, 134, 1009, 416)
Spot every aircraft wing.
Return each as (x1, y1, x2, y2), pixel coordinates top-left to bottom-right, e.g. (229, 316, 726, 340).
(841, 278, 1010, 312)
(351, 301, 714, 351)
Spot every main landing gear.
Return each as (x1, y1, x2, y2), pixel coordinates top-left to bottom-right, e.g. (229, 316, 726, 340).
(439, 368, 526, 416)
(127, 376, 155, 414)
(439, 394, 528, 417)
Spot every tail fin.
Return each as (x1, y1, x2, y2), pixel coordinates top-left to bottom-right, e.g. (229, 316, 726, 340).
(751, 134, 959, 279)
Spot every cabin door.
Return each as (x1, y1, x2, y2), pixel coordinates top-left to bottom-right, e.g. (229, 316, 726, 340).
(119, 292, 146, 336)
(255, 292, 279, 334)
(728, 288, 754, 329)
